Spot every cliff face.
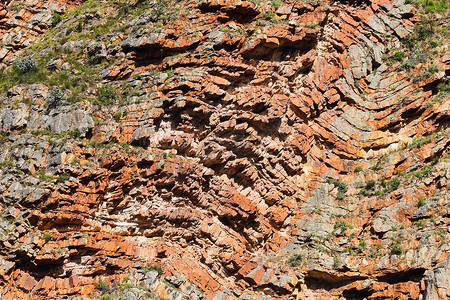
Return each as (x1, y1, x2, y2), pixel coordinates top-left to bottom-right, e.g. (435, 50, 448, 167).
(0, 0, 449, 299)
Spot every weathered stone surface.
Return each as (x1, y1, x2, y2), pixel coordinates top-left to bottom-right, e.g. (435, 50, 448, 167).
(0, 0, 449, 299)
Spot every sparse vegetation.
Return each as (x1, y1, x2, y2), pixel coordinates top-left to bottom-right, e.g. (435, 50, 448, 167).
(43, 233, 52, 241)
(413, 219, 425, 228)
(51, 11, 62, 27)
(68, 128, 82, 138)
(365, 180, 376, 190)
(114, 111, 123, 122)
(305, 22, 318, 28)
(272, 0, 282, 9)
(357, 240, 367, 253)
(95, 279, 110, 292)
(149, 265, 164, 276)
(326, 178, 348, 193)
(334, 220, 353, 234)
(390, 243, 403, 255)
(95, 85, 117, 107)
(287, 254, 302, 267)
(57, 173, 70, 183)
(336, 193, 346, 200)
(418, 197, 427, 207)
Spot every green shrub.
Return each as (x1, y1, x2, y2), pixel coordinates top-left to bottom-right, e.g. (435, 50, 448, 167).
(334, 220, 352, 233)
(57, 173, 70, 183)
(262, 11, 275, 20)
(219, 26, 231, 33)
(114, 111, 122, 122)
(390, 243, 403, 255)
(415, 165, 433, 178)
(68, 128, 81, 138)
(398, 60, 415, 71)
(43, 233, 52, 241)
(272, 0, 282, 8)
(99, 295, 111, 300)
(95, 85, 117, 106)
(47, 88, 65, 108)
(287, 254, 302, 267)
(390, 51, 407, 62)
(326, 178, 347, 193)
(413, 219, 425, 228)
(119, 283, 132, 289)
(94, 279, 110, 292)
(357, 240, 366, 253)
(365, 180, 376, 190)
(336, 193, 345, 200)
(389, 178, 400, 190)
(14, 57, 37, 73)
(88, 140, 103, 148)
(51, 12, 62, 27)
(354, 166, 363, 172)
(421, 0, 449, 12)
(333, 257, 340, 269)
(438, 81, 450, 92)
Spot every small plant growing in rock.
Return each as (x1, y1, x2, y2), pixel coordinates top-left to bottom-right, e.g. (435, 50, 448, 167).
(272, 0, 282, 9)
(57, 173, 70, 183)
(47, 88, 65, 108)
(365, 180, 376, 190)
(390, 243, 403, 255)
(357, 240, 367, 253)
(287, 254, 302, 267)
(149, 265, 164, 276)
(354, 166, 362, 172)
(333, 256, 340, 269)
(387, 51, 407, 65)
(336, 193, 345, 200)
(334, 220, 353, 234)
(114, 111, 122, 122)
(413, 219, 425, 228)
(43, 233, 52, 241)
(67, 128, 81, 138)
(95, 85, 117, 106)
(305, 22, 318, 28)
(94, 279, 110, 292)
(326, 178, 348, 193)
(418, 197, 427, 207)
(51, 11, 62, 27)
(262, 11, 276, 20)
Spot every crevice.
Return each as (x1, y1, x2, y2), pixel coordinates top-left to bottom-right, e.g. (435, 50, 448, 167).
(376, 268, 426, 284)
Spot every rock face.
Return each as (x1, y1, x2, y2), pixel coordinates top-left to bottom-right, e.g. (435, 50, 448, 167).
(0, 0, 449, 299)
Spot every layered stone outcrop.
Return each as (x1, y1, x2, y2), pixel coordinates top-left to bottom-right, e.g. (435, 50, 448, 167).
(0, 0, 449, 299)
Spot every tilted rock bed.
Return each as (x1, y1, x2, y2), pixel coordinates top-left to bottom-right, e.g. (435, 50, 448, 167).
(0, 0, 449, 299)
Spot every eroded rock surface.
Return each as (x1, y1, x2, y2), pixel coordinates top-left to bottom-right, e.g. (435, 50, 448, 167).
(0, 0, 449, 299)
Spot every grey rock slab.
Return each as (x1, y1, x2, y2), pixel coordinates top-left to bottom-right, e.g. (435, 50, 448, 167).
(424, 257, 450, 300)
(46, 110, 94, 135)
(0, 108, 28, 131)
(367, 15, 387, 35)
